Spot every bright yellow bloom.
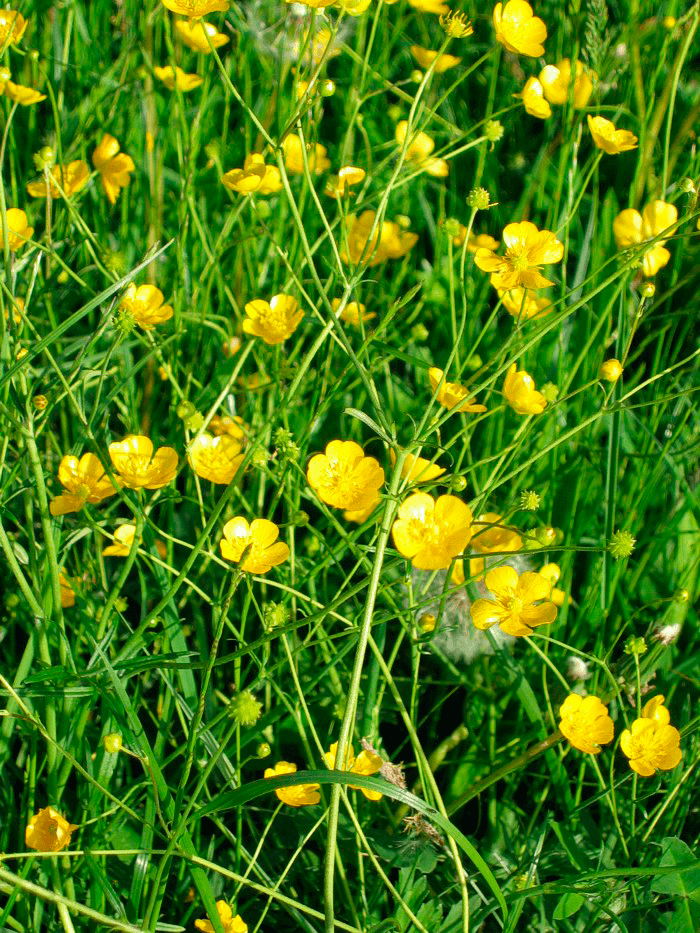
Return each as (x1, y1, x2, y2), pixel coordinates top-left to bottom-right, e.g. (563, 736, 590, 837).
(50, 452, 118, 516)
(641, 695, 671, 725)
(395, 120, 448, 177)
(25, 807, 78, 852)
(620, 717, 682, 776)
(450, 226, 500, 253)
(493, 1, 547, 57)
(428, 367, 487, 412)
(540, 561, 565, 606)
(587, 115, 638, 155)
(120, 284, 174, 330)
(4, 81, 46, 105)
(450, 555, 486, 585)
(0, 10, 27, 45)
(539, 59, 595, 108)
(324, 742, 383, 801)
(392, 449, 446, 483)
(502, 363, 547, 414)
(343, 497, 381, 524)
(341, 210, 418, 266)
(210, 414, 247, 441)
(499, 287, 552, 321)
(517, 77, 551, 119)
(153, 65, 203, 91)
(243, 293, 302, 345)
(612, 200, 678, 277)
(475, 221, 564, 289)
(161, 0, 230, 18)
(410, 45, 461, 73)
(102, 524, 137, 557)
(92, 134, 135, 205)
(471, 566, 557, 635)
(282, 133, 331, 175)
(220, 517, 289, 573)
(471, 512, 522, 553)
(264, 761, 321, 806)
(26, 161, 90, 199)
(188, 434, 243, 484)
(558, 694, 614, 754)
(2, 208, 33, 252)
(195, 902, 247, 933)
(408, 0, 450, 13)
(175, 19, 229, 51)
(338, 0, 372, 13)
(331, 298, 376, 327)
(392, 492, 473, 570)
(108, 435, 178, 489)
(326, 165, 366, 196)
(599, 358, 623, 382)
(59, 573, 76, 608)
(222, 153, 282, 195)
(307, 440, 385, 511)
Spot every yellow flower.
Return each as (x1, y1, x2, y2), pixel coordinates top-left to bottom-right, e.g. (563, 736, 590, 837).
(50, 452, 119, 516)
(102, 524, 137, 557)
(451, 555, 485, 585)
(119, 283, 174, 330)
(26, 161, 90, 199)
(539, 59, 595, 108)
(410, 45, 462, 73)
(493, 0, 547, 57)
(502, 363, 547, 414)
(264, 761, 321, 806)
(599, 358, 623, 382)
(498, 287, 552, 321)
(222, 153, 282, 195)
(343, 496, 381, 523)
(540, 561, 565, 606)
(153, 65, 203, 91)
(307, 440, 385, 511)
(4, 81, 46, 105)
(161, 0, 230, 18)
(326, 165, 366, 196)
(620, 717, 682, 776)
(2, 208, 33, 252)
(92, 134, 135, 205)
(210, 414, 247, 441)
(324, 742, 383, 801)
(59, 573, 76, 608)
(407, 0, 450, 14)
(0, 10, 27, 46)
(338, 0, 372, 13)
(220, 517, 289, 573)
(516, 77, 551, 119)
(174, 19, 229, 51)
(243, 293, 303, 345)
(195, 902, 247, 933)
(471, 512, 522, 553)
(341, 210, 418, 266)
(471, 566, 557, 635)
(391, 492, 473, 570)
(587, 115, 638, 155)
(331, 298, 376, 327)
(108, 435, 178, 489)
(558, 695, 614, 754)
(285, 0, 335, 8)
(474, 221, 564, 289)
(188, 434, 243, 484)
(450, 226, 500, 252)
(612, 200, 678, 277)
(428, 367, 487, 413)
(391, 449, 446, 483)
(641, 695, 671, 725)
(395, 120, 448, 177)
(282, 133, 331, 176)
(25, 807, 78, 852)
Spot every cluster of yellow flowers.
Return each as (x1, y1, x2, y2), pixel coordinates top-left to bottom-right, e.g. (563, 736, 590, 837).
(264, 741, 383, 807)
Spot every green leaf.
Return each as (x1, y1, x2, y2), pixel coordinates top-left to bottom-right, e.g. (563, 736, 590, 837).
(651, 837, 700, 902)
(553, 893, 585, 920)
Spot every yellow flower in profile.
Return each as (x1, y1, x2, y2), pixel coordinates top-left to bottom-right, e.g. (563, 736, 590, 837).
(471, 512, 522, 553)
(539, 562, 565, 606)
(4, 81, 46, 105)
(498, 287, 552, 321)
(474, 221, 564, 289)
(195, 902, 247, 933)
(26, 161, 90, 199)
(25, 807, 78, 852)
(471, 566, 557, 635)
(391, 449, 446, 484)
(50, 451, 118, 516)
(641, 695, 671, 724)
(539, 59, 594, 108)
(210, 414, 247, 441)
(587, 115, 638, 155)
(410, 45, 462, 73)
(108, 435, 178, 489)
(493, 0, 547, 57)
(2, 208, 33, 252)
(392, 492, 473, 570)
(161, 0, 230, 18)
(102, 524, 137, 557)
(450, 225, 500, 253)
(59, 573, 76, 608)
(175, 19, 229, 51)
(620, 716, 682, 776)
(282, 133, 331, 176)
(558, 695, 614, 754)
(307, 440, 385, 511)
(338, 0, 372, 14)
(341, 210, 418, 266)
(517, 77, 551, 119)
(331, 298, 375, 327)
(0, 10, 27, 46)
(428, 367, 487, 413)
(222, 153, 282, 195)
(324, 742, 383, 801)
(188, 434, 243, 484)
(92, 134, 135, 205)
(612, 200, 678, 277)
(153, 65, 203, 91)
(326, 166, 366, 196)
(502, 363, 547, 414)
(264, 761, 321, 807)
(408, 0, 450, 14)
(395, 120, 448, 178)
(220, 517, 289, 573)
(120, 284, 174, 330)
(243, 293, 303, 345)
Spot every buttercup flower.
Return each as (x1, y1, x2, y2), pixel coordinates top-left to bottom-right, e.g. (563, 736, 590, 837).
(119, 284, 173, 330)
(102, 524, 137, 557)
(282, 133, 331, 175)
(0, 10, 27, 46)
(153, 65, 203, 91)
(25, 807, 78, 852)
(517, 77, 551, 119)
(540, 561, 565, 606)
(161, 0, 229, 18)
(392, 492, 473, 570)
(471, 512, 522, 553)
(343, 497, 381, 524)
(307, 440, 385, 511)
(451, 555, 486, 585)
(499, 287, 552, 320)
(175, 19, 229, 51)
(195, 901, 247, 933)
(471, 566, 557, 635)
(285, 0, 335, 8)
(220, 517, 289, 573)
(502, 363, 547, 414)
(26, 161, 90, 199)
(539, 59, 595, 108)
(341, 210, 418, 266)
(2, 208, 33, 252)
(395, 120, 448, 178)
(620, 716, 682, 776)
(59, 573, 76, 608)
(391, 448, 445, 483)
(587, 115, 638, 155)
(243, 293, 303, 344)
(326, 166, 366, 196)
(222, 153, 282, 195)
(324, 742, 383, 801)
(92, 134, 135, 205)
(189, 434, 244, 484)
(558, 694, 614, 754)
(642, 695, 671, 724)
(108, 435, 178, 489)
(428, 367, 487, 413)
(493, 1, 547, 57)
(410, 45, 461, 72)
(50, 451, 118, 516)
(599, 358, 623, 382)
(210, 414, 247, 441)
(450, 226, 500, 253)
(4, 81, 46, 105)
(407, 0, 450, 14)
(475, 221, 564, 289)
(613, 200, 678, 277)
(264, 761, 321, 806)
(331, 298, 376, 327)
(337, 0, 372, 15)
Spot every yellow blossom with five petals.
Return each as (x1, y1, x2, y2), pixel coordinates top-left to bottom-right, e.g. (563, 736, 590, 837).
(331, 298, 376, 327)
(307, 440, 385, 511)
(102, 524, 137, 557)
(243, 293, 303, 344)
(282, 133, 331, 175)
(558, 694, 614, 754)
(4, 80, 46, 105)
(612, 200, 677, 277)
(395, 120, 448, 177)
(220, 517, 289, 573)
(50, 452, 119, 516)
(195, 902, 247, 933)
(493, 0, 547, 57)
(539, 59, 595, 108)
(408, 0, 450, 14)
(92, 134, 135, 205)
(428, 367, 487, 413)
(341, 210, 418, 266)
(517, 77, 551, 119)
(324, 742, 383, 801)
(222, 153, 282, 195)
(264, 761, 321, 806)
(153, 65, 203, 91)
(25, 807, 78, 852)
(26, 161, 90, 199)
(161, 0, 230, 17)
(0, 10, 27, 46)
(471, 566, 557, 635)
(108, 435, 178, 489)
(120, 284, 174, 330)
(502, 363, 547, 414)
(391, 449, 446, 484)
(175, 19, 229, 51)
(392, 492, 473, 570)
(475, 221, 564, 289)
(188, 434, 244, 484)
(620, 716, 682, 776)
(410, 45, 461, 72)
(587, 115, 638, 155)
(326, 166, 366, 196)
(2, 208, 33, 252)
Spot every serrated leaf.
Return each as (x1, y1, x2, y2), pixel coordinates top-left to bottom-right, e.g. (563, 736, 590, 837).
(553, 893, 584, 920)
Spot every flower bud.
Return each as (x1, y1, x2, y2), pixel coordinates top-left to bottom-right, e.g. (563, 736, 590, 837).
(599, 359, 623, 382)
(485, 120, 504, 143)
(34, 146, 56, 172)
(257, 742, 272, 758)
(450, 475, 467, 492)
(673, 587, 690, 604)
(33, 394, 47, 411)
(608, 529, 636, 560)
(103, 733, 123, 754)
(466, 187, 491, 210)
(640, 281, 655, 298)
(320, 79, 335, 97)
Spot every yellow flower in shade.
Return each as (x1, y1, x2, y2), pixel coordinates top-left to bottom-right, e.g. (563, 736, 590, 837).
(612, 200, 678, 277)
(498, 287, 552, 321)
(391, 492, 473, 570)
(410, 45, 462, 72)
(189, 434, 243, 484)
(539, 561, 566, 606)
(153, 65, 203, 91)
(175, 19, 229, 51)
(222, 153, 282, 195)
(0, 10, 27, 46)
(451, 555, 486, 585)
(395, 120, 448, 178)
(210, 414, 247, 441)
(539, 59, 595, 108)
(471, 512, 522, 553)
(641, 695, 671, 724)
(474, 221, 564, 290)
(2, 208, 33, 252)
(26, 161, 90, 199)
(264, 761, 321, 806)
(558, 695, 614, 754)
(243, 293, 303, 345)
(220, 517, 289, 573)
(102, 524, 137, 557)
(324, 742, 383, 801)
(502, 363, 547, 414)
(450, 226, 500, 253)
(25, 807, 78, 852)
(282, 133, 331, 176)
(620, 716, 682, 776)
(493, 1, 547, 57)
(331, 298, 376, 327)
(50, 452, 118, 516)
(4, 81, 46, 105)
(92, 134, 135, 205)
(341, 210, 418, 266)
(517, 77, 551, 119)
(407, 0, 450, 14)
(120, 283, 174, 330)
(285, 0, 335, 8)
(108, 435, 178, 489)
(391, 449, 446, 484)
(307, 440, 385, 511)
(343, 497, 381, 524)
(59, 574, 76, 608)
(195, 902, 247, 933)
(338, 0, 372, 14)
(161, 0, 230, 18)
(599, 358, 623, 382)
(429, 367, 487, 413)
(471, 566, 557, 635)
(587, 115, 638, 155)
(326, 166, 366, 196)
